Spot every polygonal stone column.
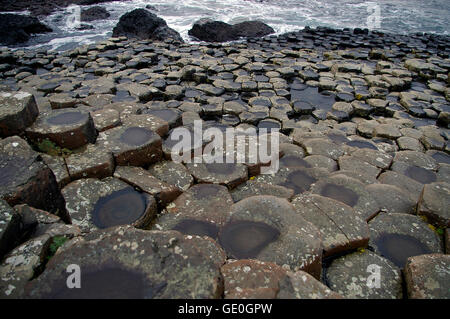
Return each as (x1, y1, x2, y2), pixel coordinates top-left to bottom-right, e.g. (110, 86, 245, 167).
(0, 91, 39, 137)
(0, 136, 69, 222)
(26, 108, 97, 150)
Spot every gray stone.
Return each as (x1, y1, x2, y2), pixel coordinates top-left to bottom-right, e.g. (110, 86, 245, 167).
(368, 213, 442, 268)
(65, 143, 114, 181)
(0, 234, 51, 298)
(311, 174, 380, 221)
(156, 184, 233, 236)
(231, 179, 294, 203)
(26, 108, 97, 150)
(0, 200, 37, 260)
(404, 254, 450, 299)
(62, 177, 157, 233)
(0, 91, 39, 137)
(417, 182, 450, 228)
(148, 161, 193, 192)
(299, 138, 344, 160)
(25, 226, 225, 299)
(113, 166, 181, 206)
(366, 184, 416, 215)
(292, 194, 369, 257)
(186, 162, 248, 190)
(220, 195, 323, 278)
(97, 125, 162, 167)
(0, 136, 69, 222)
(326, 250, 402, 299)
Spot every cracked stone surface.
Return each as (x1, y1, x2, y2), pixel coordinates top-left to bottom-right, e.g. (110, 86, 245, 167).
(292, 194, 369, 257)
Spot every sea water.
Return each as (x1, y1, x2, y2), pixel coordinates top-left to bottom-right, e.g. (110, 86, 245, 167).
(3, 0, 450, 51)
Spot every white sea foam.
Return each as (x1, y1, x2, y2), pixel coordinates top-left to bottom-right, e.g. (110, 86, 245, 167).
(3, 0, 450, 51)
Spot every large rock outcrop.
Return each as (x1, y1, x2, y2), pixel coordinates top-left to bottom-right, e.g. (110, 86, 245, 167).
(80, 6, 110, 22)
(188, 18, 274, 42)
(0, 0, 128, 17)
(112, 9, 183, 43)
(0, 14, 52, 45)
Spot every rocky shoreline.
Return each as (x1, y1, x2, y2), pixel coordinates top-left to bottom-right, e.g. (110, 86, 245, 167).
(0, 12, 449, 299)
(0, 0, 130, 17)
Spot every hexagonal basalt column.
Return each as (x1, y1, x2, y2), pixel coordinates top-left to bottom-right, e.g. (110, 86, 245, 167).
(113, 166, 181, 206)
(221, 259, 342, 299)
(155, 184, 234, 239)
(97, 125, 162, 167)
(326, 250, 403, 299)
(311, 174, 380, 221)
(253, 166, 328, 196)
(186, 162, 248, 189)
(404, 254, 450, 299)
(24, 226, 226, 298)
(292, 194, 369, 257)
(26, 108, 97, 149)
(143, 108, 182, 129)
(122, 114, 169, 137)
(62, 177, 157, 233)
(368, 213, 442, 268)
(218, 195, 323, 278)
(0, 136, 69, 222)
(417, 182, 450, 228)
(0, 91, 39, 137)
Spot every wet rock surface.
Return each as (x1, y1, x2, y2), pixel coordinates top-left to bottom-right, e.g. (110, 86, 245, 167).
(62, 177, 156, 233)
(155, 183, 233, 236)
(368, 213, 442, 268)
(0, 24, 449, 299)
(80, 6, 110, 22)
(25, 226, 226, 298)
(220, 195, 323, 278)
(97, 125, 162, 167)
(26, 108, 97, 149)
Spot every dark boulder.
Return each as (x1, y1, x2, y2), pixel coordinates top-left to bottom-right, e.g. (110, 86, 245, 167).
(188, 19, 237, 42)
(80, 6, 110, 22)
(0, 0, 128, 17)
(234, 21, 275, 38)
(188, 18, 274, 42)
(112, 9, 183, 42)
(0, 14, 52, 45)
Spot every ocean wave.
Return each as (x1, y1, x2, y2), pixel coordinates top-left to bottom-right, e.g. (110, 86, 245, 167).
(2, 0, 449, 51)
